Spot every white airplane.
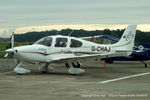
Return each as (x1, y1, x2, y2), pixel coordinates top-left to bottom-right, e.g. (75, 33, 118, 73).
(5, 25, 137, 75)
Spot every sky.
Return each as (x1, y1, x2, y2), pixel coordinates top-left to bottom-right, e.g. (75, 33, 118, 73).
(0, 0, 150, 37)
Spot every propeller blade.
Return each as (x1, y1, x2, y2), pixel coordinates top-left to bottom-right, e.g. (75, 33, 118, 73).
(11, 32, 14, 48)
(4, 53, 9, 58)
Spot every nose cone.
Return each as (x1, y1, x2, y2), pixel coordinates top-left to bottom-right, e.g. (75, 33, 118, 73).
(5, 48, 14, 53)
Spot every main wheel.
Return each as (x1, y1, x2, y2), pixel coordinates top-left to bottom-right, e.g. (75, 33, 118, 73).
(72, 62, 80, 68)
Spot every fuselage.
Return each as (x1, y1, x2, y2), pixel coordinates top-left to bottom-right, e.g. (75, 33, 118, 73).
(7, 35, 122, 63)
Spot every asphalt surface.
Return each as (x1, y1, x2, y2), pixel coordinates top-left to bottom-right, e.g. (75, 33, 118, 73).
(0, 59, 150, 100)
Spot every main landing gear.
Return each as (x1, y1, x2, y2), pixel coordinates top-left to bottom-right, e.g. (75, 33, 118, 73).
(65, 62, 84, 75)
(141, 61, 148, 68)
(39, 63, 54, 73)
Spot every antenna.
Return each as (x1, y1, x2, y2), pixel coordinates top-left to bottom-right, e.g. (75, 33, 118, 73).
(68, 30, 74, 36)
(56, 30, 59, 35)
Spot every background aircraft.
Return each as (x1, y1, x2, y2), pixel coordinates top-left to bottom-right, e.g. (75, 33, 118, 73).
(101, 41, 150, 67)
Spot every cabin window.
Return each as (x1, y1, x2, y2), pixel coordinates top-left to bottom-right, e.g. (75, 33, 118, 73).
(34, 37, 52, 46)
(70, 39, 82, 47)
(55, 38, 68, 47)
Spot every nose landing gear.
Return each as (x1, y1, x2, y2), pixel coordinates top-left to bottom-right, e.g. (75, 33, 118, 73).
(14, 62, 31, 75)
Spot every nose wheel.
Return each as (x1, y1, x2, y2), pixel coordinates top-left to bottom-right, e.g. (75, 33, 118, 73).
(14, 62, 31, 75)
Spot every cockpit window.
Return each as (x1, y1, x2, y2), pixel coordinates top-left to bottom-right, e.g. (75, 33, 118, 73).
(70, 39, 82, 47)
(34, 37, 52, 46)
(55, 38, 68, 47)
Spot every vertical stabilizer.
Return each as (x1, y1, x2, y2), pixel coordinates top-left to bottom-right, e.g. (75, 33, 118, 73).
(112, 25, 137, 51)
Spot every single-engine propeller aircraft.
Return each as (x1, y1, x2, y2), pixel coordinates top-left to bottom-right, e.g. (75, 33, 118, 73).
(5, 25, 137, 75)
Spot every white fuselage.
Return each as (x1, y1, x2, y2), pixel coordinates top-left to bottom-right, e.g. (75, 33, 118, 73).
(13, 35, 121, 63)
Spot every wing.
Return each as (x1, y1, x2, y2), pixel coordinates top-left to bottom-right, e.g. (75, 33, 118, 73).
(49, 51, 115, 63)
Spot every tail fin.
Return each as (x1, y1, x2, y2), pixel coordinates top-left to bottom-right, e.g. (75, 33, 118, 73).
(112, 25, 137, 52)
(139, 42, 150, 49)
(139, 42, 150, 57)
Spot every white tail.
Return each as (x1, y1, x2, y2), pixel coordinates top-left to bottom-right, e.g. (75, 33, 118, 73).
(112, 25, 137, 52)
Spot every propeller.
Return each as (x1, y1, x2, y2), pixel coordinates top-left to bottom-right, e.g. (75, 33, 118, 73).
(3, 32, 31, 74)
(4, 53, 9, 58)
(4, 32, 14, 58)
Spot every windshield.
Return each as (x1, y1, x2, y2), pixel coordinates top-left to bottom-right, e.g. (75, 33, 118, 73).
(34, 37, 52, 46)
